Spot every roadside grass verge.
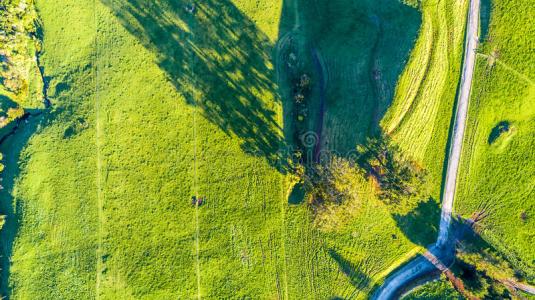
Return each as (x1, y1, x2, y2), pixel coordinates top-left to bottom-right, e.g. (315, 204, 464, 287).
(382, 0, 469, 195)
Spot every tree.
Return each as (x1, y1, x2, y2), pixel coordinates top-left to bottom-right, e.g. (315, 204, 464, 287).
(303, 157, 362, 208)
(354, 134, 427, 204)
(0, 153, 4, 190)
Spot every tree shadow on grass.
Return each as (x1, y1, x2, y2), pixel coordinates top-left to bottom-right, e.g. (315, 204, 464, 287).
(0, 111, 48, 297)
(480, 0, 492, 42)
(0, 95, 18, 117)
(99, 0, 289, 172)
(277, 0, 422, 157)
(100, 0, 422, 173)
(328, 248, 372, 294)
(393, 198, 441, 247)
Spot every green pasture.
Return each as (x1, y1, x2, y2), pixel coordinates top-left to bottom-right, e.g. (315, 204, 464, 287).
(455, 0, 535, 280)
(0, 0, 493, 298)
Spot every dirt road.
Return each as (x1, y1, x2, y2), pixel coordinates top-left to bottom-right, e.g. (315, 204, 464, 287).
(373, 0, 480, 297)
(436, 0, 480, 247)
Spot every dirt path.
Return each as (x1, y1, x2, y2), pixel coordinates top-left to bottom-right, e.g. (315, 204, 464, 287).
(504, 280, 535, 295)
(373, 0, 480, 297)
(436, 0, 480, 247)
(311, 49, 327, 162)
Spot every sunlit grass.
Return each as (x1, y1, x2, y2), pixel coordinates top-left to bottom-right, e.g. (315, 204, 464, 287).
(456, 0, 535, 278)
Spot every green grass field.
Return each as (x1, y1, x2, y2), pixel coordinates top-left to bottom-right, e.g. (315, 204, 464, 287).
(382, 0, 468, 194)
(3, 0, 520, 298)
(455, 0, 535, 280)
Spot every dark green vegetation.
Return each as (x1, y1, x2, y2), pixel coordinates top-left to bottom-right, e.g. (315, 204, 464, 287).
(446, 215, 528, 299)
(403, 277, 462, 300)
(354, 134, 427, 205)
(456, 0, 535, 281)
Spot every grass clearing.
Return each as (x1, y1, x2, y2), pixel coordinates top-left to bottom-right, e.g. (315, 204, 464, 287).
(0, 0, 479, 298)
(455, 0, 535, 280)
(2, 0, 290, 297)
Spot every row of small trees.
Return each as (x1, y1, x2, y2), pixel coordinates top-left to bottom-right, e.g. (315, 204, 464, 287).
(298, 133, 427, 208)
(287, 49, 313, 153)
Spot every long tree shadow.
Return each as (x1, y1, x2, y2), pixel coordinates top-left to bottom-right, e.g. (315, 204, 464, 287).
(328, 249, 372, 294)
(277, 0, 422, 158)
(99, 0, 289, 171)
(102, 0, 427, 296)
(393, 198, 441, 247)
(100, 0, 421, 174)
(0, 111, 48, 297)
(0, 96, 18, 119)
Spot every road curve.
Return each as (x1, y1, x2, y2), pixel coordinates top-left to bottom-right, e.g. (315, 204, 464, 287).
(372, 251, 437, 300)
(373, 0, 480, 298)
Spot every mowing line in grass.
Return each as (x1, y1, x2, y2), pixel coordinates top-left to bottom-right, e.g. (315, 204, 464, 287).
(193, 90, 202, 300)
(94, 0, 104, 298)
(190, 14, 202, 300)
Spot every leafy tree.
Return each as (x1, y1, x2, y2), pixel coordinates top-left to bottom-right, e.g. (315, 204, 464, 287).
(304, 158, 360, 207)
(354, 134, 427, 204)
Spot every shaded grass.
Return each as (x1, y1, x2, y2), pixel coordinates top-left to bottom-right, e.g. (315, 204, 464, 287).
(393, 198, 441, 247)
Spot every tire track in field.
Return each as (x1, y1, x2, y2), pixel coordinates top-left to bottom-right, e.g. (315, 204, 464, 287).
(394, 1, 450, 161)
(193, 103, 201, 300)
(384, 9, 435, 134)
(478, 54, 535, 86)
(94, 1, 104, 298)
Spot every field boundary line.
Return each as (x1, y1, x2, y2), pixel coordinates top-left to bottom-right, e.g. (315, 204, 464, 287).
(476, 54, 535, 85)
(495, 60, 535, 86)
(191, 15, 202, 300)
(94, 1, 104, 299)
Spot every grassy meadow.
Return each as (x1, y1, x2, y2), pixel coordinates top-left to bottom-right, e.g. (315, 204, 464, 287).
(278, 0, 469, 296)
(0, 0, 99, 298)
(455, 0, 535, 280)
(0, 0, 485, 299)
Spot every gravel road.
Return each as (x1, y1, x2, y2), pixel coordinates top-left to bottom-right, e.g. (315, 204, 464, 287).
(372, 0, 480, 297)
